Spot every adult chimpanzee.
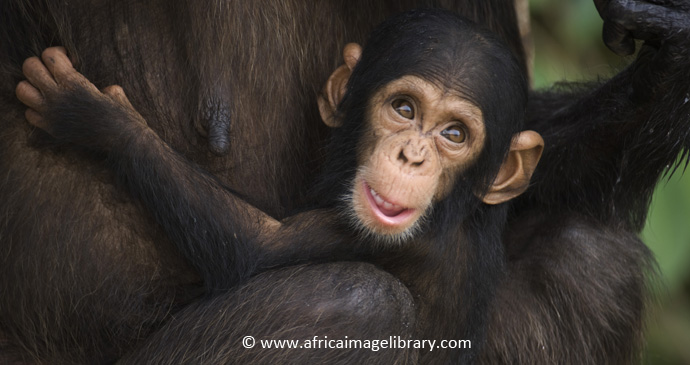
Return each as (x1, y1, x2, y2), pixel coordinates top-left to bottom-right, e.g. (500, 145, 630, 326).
(16, 10, 542, 363)
(2, 0, 690, 364)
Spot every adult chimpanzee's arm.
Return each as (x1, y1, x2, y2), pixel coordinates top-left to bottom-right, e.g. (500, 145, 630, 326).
(522, 0, 690, 231)
(486, 4, 688, 361)
(15, 48, 347, 292)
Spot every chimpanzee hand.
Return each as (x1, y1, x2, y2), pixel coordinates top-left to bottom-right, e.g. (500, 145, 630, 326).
(15, 47, 148, 151)
(594, 0, 690, 55)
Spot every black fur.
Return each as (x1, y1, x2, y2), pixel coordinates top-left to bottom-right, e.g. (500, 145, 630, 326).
(2, 0, 689, 364)
(29, 11, 525, 363)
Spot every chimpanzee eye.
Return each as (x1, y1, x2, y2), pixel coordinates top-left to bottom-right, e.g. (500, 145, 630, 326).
(391, 99, 415, 119)
(441, 125, 467, 143)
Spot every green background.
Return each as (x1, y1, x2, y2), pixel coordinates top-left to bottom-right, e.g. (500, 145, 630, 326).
(529, 0, 690, 363)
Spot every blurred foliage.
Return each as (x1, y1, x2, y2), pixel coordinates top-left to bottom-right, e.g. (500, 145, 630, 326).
(529, 1, 690, 364)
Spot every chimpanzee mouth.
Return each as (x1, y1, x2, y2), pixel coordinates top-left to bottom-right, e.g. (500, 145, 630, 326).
(362, 181, 416, 226)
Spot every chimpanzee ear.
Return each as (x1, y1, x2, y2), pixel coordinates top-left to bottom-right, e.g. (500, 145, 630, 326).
(482, 131, 544, 205)
(318, 43, 362, 128)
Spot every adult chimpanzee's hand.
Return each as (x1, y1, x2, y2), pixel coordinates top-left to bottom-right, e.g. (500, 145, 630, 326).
(593, 0, 690, 55)
(593, 0, 690, 103)
(16, 47, 149, 152)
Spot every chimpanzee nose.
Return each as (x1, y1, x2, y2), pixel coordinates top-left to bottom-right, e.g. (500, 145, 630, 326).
(397, 140, 427, 167)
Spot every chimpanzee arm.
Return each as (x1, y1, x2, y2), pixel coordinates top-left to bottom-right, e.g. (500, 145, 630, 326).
(522, 0, 690, 231)
(15, 49, 349, 292)
(490, 4, 689, 361)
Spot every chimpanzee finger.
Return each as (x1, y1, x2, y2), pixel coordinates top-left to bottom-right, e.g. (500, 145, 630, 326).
(40, 47, 75, 82)
(103, 85, 149, 127)
(25, 109, 48, 130)
(602, 20, 636, 56)
(22, 57, 58, 95)
(103, 85, 135, 109)
(16, 80, 46, 112)
(592, 0, 608, 14)
(606, 0, 690, 41)
(592, 0, 636, 55)
(41, 47, 101, 95)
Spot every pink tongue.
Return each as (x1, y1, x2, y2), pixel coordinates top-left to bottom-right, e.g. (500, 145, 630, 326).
(378, 204, 405, 217)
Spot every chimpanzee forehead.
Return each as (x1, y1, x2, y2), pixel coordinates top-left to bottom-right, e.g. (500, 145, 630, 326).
(402, 65, 492, 112)
(394, 40, 514, 105)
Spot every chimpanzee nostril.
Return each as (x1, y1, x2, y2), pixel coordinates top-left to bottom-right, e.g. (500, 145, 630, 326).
(398, 146, 425, 166)
(398, 150, 408, 163)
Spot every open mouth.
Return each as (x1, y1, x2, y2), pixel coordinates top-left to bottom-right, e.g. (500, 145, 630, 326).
(362, 181, 416, 226)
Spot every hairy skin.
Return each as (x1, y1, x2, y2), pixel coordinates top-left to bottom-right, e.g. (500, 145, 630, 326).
(483, 1, 690, 362)
(0, 2, 528, 363)
(15, 12, 534, 363)
(2, 0, 690, 364)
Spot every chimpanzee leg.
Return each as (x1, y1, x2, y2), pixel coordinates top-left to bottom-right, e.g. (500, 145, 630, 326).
(119, 262, 417, 364)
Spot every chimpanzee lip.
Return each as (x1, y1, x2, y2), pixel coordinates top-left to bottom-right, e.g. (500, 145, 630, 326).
(362, 181, 416, 226)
